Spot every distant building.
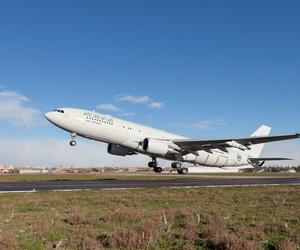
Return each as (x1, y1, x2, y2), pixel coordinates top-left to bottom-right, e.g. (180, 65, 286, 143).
(52, 165, 76, 174)
(126, 167, 138, 173)
(19, 169, 45, 174)
(0, 165, 18, 174)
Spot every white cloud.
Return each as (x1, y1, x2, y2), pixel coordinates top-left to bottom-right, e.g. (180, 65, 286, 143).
(185, 120, 224, 130)
(0, 90, 42, 127)
(0, 90, 28, 101)
(97, 103, 121, 112)
(116, 95, 151, 104)
(115, 94, 165, 111)
(148, 102, 164, 109)
(96, 103, 135, 117)
(181, 119, 224, 130)
(0, 138, 169, 168)
(118, 112, 135, 117)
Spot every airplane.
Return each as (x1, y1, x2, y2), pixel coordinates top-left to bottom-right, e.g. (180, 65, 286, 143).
(45, 108, 300, 174)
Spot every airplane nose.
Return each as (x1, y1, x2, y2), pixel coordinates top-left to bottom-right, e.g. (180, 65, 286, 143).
(44, 112, 54, 121)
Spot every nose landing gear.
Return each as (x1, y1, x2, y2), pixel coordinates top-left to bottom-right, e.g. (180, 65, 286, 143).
(70, 133, 77, 147)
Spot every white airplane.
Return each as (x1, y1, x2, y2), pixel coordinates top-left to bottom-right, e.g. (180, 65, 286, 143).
(45, 108, 300, 174)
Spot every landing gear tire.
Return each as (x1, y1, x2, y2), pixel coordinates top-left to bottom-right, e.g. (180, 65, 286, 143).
(171, 162, 182, 169)
(181, 167, 188, 174)
(148, 161, 158, 168)
(177, 167, 188, 175)
(70, 133, 77, 147)
(154, 167, 163, 173)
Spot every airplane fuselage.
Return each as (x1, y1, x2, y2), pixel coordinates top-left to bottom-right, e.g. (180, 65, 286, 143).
(45, 108, 251, 168)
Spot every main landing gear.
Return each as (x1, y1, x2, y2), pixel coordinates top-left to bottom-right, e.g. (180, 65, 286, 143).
(148, 158, 163, 173)
(148, 159, 188, 174)
(70, 133, 77, 147)
(171, 161, 188, 175)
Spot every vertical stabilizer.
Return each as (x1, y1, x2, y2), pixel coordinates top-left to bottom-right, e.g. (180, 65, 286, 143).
(249, 125, 272, 157)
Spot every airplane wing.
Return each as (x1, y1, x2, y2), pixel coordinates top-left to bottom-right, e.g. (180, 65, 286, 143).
(172, 133, 300, 152)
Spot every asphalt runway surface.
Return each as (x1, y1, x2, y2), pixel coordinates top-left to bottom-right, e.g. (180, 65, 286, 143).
(0, 177, 299, 192)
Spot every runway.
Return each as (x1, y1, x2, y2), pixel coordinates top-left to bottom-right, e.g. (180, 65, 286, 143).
(0, 177, 299, 192)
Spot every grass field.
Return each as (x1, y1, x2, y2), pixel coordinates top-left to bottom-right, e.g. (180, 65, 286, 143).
(0, 185, 299, 250)
(0, 172, 299, 182)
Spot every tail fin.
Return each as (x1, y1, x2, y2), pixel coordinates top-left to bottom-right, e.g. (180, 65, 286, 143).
(249, 125, 272, 157)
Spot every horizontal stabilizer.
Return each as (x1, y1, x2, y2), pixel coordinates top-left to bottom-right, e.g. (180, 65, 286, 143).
(249, 157, 293, 162)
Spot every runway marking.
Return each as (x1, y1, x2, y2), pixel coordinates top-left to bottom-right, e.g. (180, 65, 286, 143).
(54, 189, 93, 192)
(165, 183, 300, 189)
(0, 190, 37, 194)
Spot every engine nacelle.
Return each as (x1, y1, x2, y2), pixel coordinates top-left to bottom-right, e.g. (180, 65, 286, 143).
(143, 138, 172, 156)
(107, 144, 134, 156)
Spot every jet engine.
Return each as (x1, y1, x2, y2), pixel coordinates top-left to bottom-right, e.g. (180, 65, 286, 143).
(143, 138, 178, 156)
(107, 144, 135, 156)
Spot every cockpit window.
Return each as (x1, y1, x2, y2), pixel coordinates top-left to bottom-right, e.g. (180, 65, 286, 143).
(54, 109, 65, 113)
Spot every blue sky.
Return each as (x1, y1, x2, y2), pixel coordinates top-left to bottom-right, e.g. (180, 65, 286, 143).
(0, 1, 300, 166)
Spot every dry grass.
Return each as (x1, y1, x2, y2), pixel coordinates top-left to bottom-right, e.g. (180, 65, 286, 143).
(0, 186, 299, 249)
(64, 207, 100, 226)
(0, 232, 17, 250)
